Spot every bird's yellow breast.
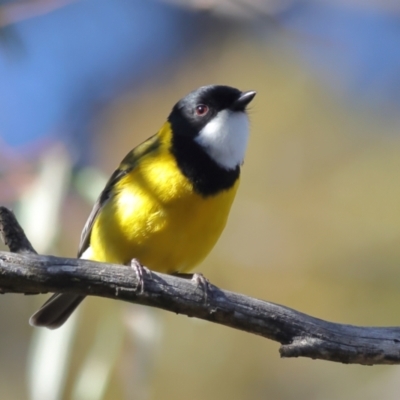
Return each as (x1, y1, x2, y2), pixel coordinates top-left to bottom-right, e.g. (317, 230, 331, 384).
(87, 125, 239, 273)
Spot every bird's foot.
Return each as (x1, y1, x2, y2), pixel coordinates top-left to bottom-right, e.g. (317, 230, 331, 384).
(173, 272, 212, 304)
(130, 258, 151, 294)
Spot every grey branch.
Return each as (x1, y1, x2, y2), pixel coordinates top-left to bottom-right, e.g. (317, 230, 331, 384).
(0, 206, 400, 365)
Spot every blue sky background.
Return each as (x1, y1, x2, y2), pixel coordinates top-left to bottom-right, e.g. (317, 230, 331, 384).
(1, 0, 400, 157)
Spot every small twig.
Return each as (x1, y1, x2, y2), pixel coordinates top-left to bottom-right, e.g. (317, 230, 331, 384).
(1, 205, 400, 365)
(0, 207, 36, 254)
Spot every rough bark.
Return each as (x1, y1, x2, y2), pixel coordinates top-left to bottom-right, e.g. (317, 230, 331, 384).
(1, 206, 400, 365)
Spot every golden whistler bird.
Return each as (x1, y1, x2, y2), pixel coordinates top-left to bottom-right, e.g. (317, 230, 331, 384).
(30, 85, 256, 329)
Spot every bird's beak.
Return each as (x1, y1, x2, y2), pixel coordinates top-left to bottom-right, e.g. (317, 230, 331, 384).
(231, 91, 256, 111)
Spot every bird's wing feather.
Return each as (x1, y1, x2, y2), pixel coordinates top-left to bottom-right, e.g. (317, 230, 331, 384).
(78, 134, 160, 257)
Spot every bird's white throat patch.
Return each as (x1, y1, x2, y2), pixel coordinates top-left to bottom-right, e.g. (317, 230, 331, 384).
(195, 110, 249, 170)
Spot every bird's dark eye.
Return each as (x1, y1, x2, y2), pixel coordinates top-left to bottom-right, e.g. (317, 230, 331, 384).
(195, 104, 209, 116)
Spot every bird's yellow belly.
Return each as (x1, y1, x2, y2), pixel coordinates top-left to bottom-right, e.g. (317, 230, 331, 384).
(88, 155, 239, 273)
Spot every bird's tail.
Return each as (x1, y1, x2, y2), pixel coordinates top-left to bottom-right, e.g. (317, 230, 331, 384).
(29, 293, 85, 330)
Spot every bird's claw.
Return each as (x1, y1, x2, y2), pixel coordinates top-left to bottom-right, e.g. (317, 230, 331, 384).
(173, 272, 212, 304)
(130, 258, 150, 294)
(191, 273, 212, 304)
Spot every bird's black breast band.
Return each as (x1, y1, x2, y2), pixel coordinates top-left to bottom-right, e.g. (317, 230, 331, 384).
(170, 128, 240, 197)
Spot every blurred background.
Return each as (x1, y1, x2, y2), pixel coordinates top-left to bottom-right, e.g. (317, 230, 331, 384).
(1, 0, 400, 399)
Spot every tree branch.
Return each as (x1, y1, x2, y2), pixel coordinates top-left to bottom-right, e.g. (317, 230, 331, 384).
(0, 206, 36, 254)
(1, 206, 400, 365)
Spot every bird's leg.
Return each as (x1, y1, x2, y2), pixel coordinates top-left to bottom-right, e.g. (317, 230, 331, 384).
(130, 258, 151, 294)
(172, 272, 212, 304)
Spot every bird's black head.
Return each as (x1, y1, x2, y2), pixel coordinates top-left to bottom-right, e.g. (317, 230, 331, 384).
(168, 85, 256, 196)
(169, 85, 255, 135)
(168, 85, 256, 170)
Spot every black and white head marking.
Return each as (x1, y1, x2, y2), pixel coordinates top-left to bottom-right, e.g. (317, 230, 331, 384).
(170, 85, 256, 170)
(169, 85, 256, 195)
(195, 108, 250, 170)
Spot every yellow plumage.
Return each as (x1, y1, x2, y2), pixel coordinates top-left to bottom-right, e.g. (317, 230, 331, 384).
(85, 122, 239, 272)
(30, 84, 255, 329)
